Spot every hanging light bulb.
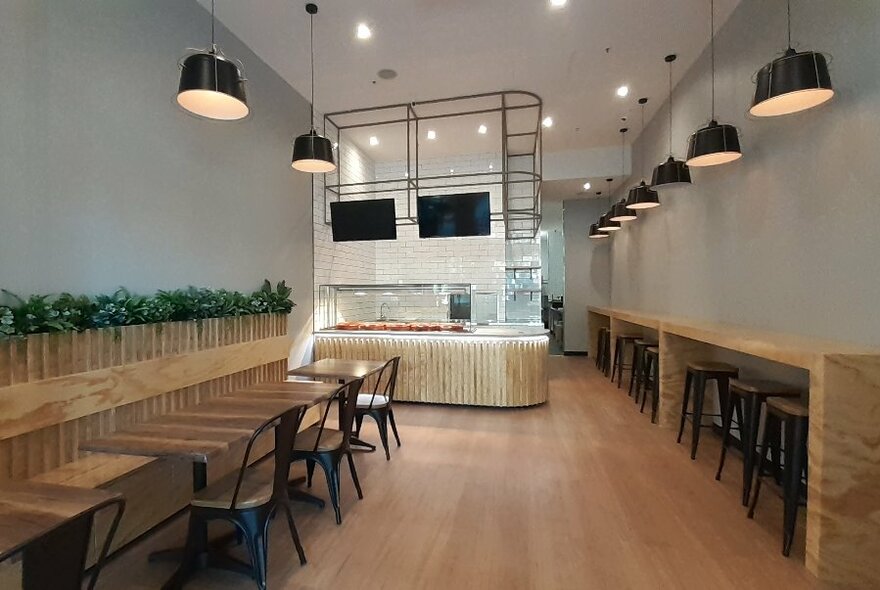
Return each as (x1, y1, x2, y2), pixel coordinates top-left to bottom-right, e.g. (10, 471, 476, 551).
(652, 55, 692, 188)
(292, 3, 337, 173)
(686, 0, 742, 167)
(626, 101, 660, 210)
(177, 0, 249, 121)
(750, 0, 833, 117)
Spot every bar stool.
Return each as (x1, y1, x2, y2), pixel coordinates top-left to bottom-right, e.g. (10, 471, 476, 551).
(629, 339, 658, 400)
(595, 327, 609, 371)
(747, 397, 809, 557)
(715, 379, 802, 506)
(639, 347, 660, 423)
(611, 334, 641, 388)
(676, 361, 739, 460)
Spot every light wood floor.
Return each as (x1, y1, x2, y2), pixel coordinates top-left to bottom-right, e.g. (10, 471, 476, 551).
(97, 356, 817, 589)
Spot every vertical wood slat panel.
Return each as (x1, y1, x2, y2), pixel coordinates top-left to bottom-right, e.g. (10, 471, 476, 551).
(0, 314, 289, 482)
(314, 335, 548, 407)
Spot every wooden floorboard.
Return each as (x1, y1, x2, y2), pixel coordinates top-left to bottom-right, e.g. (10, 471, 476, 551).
(95, 356, 817, 589)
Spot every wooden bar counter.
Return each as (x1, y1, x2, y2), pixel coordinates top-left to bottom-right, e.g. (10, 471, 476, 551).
(314, 327, 549, 408)
(587, 306, 880, 588)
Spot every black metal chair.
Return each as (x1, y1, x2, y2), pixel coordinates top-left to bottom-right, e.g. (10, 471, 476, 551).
(164, 405, 308, 590)
(354, 357, 402, 461)
(611, 334, 641, 388)
(292, 378, 365, 525)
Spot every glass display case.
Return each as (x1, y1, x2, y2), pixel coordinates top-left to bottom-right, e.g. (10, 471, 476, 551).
(317, 284, 473, 332)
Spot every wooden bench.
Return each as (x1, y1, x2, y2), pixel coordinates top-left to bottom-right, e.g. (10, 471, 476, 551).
(0, 315, 293, 563)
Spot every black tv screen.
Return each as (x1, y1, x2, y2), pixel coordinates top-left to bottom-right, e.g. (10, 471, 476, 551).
(331, 198, 397, 242)
(417, 192, 491, 238)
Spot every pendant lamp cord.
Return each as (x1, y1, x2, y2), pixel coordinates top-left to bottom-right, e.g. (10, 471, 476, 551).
(309, 10, 316, 131)
(640, 101, 646, 177)
(787, 0, 792, 49)
(668, 61, 673, 156)
(210, 0, 216, 51)
(619, 129, 626, 207)
(710, 0, 715, 121)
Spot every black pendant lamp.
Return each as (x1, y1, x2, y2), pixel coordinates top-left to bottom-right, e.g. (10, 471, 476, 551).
(598, 136, 624, 232)
(588, 223, 609, 240)
(626, 100, 660, 210)
(686, 0, 742, 168)
(177, 0, 249, 121)
(292, 3, 336, 173)
(610, 178, 637, 222)
(652, 55, 692, 188)
(750, 0, 833, 117)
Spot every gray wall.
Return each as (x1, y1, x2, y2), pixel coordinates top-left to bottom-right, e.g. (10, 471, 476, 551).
(607, 0, 880, 347)
(564, 199, 611, 353)
(0, 1, 315, 363)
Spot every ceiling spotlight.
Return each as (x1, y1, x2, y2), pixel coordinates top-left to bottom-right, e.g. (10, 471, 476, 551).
(550, 0, 568, 7)
(356, 23, 372, 40)
(369, 136, 379, 146)
(478, 124, 488, 134)
(583, 182, 591, 191)
(427, 130, 437, 140)
(332, 142, 339, 149)
(542, 116, 554, 128)
(616, 85, 630, 98)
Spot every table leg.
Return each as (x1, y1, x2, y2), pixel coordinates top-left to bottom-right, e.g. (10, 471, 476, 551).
(149, 463, 209, 564)
(337, 378, 376, 452)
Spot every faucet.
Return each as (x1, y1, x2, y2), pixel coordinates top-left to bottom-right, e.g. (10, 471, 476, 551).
(379, 302, 390, 321)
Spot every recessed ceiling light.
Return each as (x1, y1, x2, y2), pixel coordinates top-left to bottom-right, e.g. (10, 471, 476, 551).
(549, 0, 567, 7)
(369, 136, 379, 146)
(489, 163, 494, 170)
(478, 124, 488, 134)
(583, 182, 592, 190)
(449, 168, 455, 174)
(332, 142, 339, 149)
(356, 23, 372, 40)
(616, 85, 630, 98)
(427, 130, 437, 140)
(542, 116, 554, 128)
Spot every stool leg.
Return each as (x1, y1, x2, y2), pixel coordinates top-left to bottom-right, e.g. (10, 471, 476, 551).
(690, 374, 707, 460)
(715, 390, 737, 480)
(611, 340, 620, 384)
(650, 365, 660, 424)
(677, 371, 693, 444)
(639, 355, 653, 414)
(742, 396, 761, 506)
(749, 413, 780, 519)
(782, 416, 808, 557)
(628, 346, 640, 398)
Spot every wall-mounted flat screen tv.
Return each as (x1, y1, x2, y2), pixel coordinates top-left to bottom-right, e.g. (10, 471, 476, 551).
(331, 198, 397, 242)
(417, 192, 491, 238)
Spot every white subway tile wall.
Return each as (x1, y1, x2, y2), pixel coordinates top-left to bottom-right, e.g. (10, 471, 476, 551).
(314, 145, 532, 327)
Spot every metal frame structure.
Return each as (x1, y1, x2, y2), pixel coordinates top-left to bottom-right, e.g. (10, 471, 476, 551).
(322, 91, 543, 239)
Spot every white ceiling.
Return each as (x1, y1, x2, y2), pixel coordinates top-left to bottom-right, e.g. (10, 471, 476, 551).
(202, 0, 741, 154)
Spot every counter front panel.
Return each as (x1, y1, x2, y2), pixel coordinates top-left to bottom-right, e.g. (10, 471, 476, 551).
(314, 328, 549, 407)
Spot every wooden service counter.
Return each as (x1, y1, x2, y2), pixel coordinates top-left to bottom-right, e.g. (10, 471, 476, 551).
(314, 327, 549, 407)
(588, 306, 880, 588)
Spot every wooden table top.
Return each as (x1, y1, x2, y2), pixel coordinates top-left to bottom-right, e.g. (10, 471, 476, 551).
(288, 358, 386, 380)
(587, 306, 880, 370)
(0, 480, 121, 559)
(80, 381, 338, 463)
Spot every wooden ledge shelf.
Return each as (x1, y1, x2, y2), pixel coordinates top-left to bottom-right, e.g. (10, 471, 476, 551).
(587, 305, 880, 588)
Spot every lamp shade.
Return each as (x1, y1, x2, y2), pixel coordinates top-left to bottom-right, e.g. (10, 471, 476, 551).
(652, 156, 692, 188)
(588, 223, 609, 239)
(750, 49, 833, 117)
(610, 199, 638, 221)
(177, 52, 249, 121)
(625, 181, 660, 210)
(597, 213, 621, 232)
(292, 130, 336, 173)
(686, 120, 742, 167)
